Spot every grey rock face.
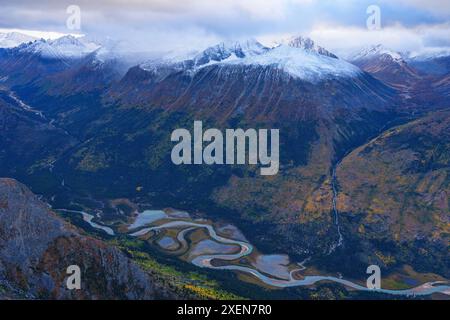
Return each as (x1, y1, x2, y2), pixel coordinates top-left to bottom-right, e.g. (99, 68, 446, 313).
(0, 178, 167, 299)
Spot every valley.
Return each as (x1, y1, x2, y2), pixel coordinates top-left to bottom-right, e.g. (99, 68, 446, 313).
(54, 200, 450, 297)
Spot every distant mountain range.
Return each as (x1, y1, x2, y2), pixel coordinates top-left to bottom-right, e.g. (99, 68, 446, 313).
(1, 31, 449, 90)
(0, 178, 175, 299)
(347, 44, 450, 111)
(0, 31, 38, 48)
(348, 44, 420, 86)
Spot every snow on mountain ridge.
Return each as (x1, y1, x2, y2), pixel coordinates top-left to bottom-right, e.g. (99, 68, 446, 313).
(191, 39, 270, 66)
(190, 38, 361, 82)
(281, 36, 338, 59)
(48, 35, 100, 58)
(140, 38, 362, 82)
(407, 48, 450, 61)
(18, 39, 62, 59)
(0, 32, 38, 48)
(139, 39, 269, 72)
(17, 35, 100, 59)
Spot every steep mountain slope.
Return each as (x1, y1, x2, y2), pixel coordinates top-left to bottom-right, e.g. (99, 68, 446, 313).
(0, 36, 121, 95)
(0, 178, 177, 299)
(0, 45, 70, 87)
(349, 45, 420, 88)
(113, 38, 394, 117)
(408, 51, 450, 76)
(0, 89, 78, 192)
(14, 35, 99, 60)
(405, 52, 450, 108)
(433, 73, 450, 99)
(0, 39, 130, 139)
(335, 110, 450, 276)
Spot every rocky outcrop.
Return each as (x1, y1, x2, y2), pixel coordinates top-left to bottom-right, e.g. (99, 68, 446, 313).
(0, 178, 169, 299)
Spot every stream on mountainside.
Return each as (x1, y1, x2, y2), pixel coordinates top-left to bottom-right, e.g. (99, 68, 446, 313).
(326, 116, 411, 254)
(328, 164, 344, 254)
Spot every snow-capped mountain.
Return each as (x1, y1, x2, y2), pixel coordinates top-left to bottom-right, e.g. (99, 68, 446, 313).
(141, 37, 361, 83)
(0, 32, 38, 48)
(192, 39, 270, 66)
(17, 35, 100, 59)
(0, 35, 126, 94)
(349, 44, 405, 63)
(279, 36, 338, 59)
(113, 35, 395, 123)
(406, 48, 450, 76)
(221, 41, 360, 82)
(50, 35, 100, 57)
(348, 44, 419, 86)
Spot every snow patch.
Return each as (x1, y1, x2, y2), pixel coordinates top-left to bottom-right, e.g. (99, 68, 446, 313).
(17, 35, 100, 59)
(218, 44, 362, 82)
(141, 38, 362, 82)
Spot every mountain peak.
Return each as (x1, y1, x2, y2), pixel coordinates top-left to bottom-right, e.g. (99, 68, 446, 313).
(281, 36, 338, 59)
(232, 39, 269, 56)
(191, 39, 269, 66)
(286, 36, 315, 49)
(49, 34, 83, 46)
(351, 44, 404, 63)
(139, 36, 361, 83)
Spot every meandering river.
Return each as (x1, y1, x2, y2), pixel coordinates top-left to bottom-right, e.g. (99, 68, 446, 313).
(60, 208, 450, 297)
(132, 220, 450, 297)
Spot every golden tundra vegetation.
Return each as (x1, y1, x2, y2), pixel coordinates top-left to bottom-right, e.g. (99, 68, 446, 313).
(336, 110, 450, 242)
(212, 125, 335, 225)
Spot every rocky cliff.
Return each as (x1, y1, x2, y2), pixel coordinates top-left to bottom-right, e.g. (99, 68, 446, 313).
(0, 178, 172, 299)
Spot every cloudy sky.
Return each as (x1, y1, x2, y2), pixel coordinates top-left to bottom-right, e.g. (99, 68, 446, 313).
(0, 0, 449, 55)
